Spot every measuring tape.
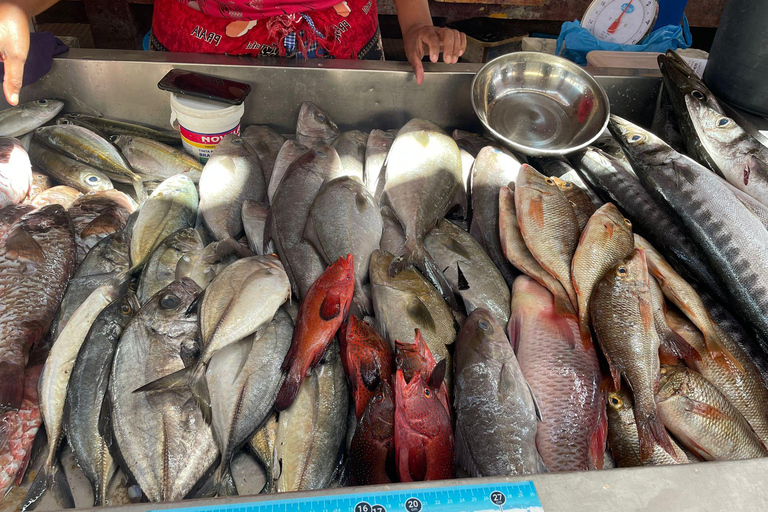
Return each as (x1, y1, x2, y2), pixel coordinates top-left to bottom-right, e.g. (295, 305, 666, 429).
(153, 481, 542, 512)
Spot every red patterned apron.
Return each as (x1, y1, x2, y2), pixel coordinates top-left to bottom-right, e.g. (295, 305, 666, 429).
(152, 0, 379, 59)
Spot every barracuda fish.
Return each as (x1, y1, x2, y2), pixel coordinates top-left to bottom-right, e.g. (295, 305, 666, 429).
(609, 115, 768, 353)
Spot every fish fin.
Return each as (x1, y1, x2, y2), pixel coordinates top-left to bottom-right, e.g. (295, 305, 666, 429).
(185, 292, 203, 317)
(130, 177, 147, 203)
(133, 366, 190, 394)
(578, 319, 594, 352)
(406, 297, 436, 332)
(214, 462, 239, 497)
(80, 213, 122, 238)
(552, 286, 577, 319)
(274, 367, 302, 411)
(351, 281, 373, 317)
(746, 155, 768, 187)
(684, 397, 733, 423)
(0, 362, 24, 411)
(660, 322, 702, 365)
(456, 262, 469, 291)
(188, 365, 212, 423)
(360, 357, 382, 391)
(233, 336, 256, 382)
(408, 443, 428, 482)
(454, 422, 481, 478)
(397, 445, 414, 483)
(428, 359, 447, 389)
(588, 397, 608, 470)
(526, 379, 543, 423)
(97, 394, 113, 448)
(389, 236, 458, 309)
(21, 457, 75, 512)
(638, 294, 654, 332)
(5, 228, 44, 262)
(302, 215, 324, 257)
(702, 325, 745, 373)
(320, 289, 344, 321)
(636, 408, 676, 462)
(546, 305, 577, 349)
(528, 196, 545, 228)
(508, 307, 522, 353)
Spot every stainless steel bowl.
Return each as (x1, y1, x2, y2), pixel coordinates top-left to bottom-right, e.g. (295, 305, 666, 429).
(472, 52, 610, 156)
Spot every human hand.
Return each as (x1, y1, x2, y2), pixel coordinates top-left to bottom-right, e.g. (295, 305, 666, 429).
(403, 24, 466, 85)
(0, 3, 31, 105)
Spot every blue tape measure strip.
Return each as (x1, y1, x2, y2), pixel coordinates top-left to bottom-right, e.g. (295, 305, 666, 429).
(152, 481, 542, 512)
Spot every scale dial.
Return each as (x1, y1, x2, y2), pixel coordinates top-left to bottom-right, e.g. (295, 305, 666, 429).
(582, 0, 659, 45)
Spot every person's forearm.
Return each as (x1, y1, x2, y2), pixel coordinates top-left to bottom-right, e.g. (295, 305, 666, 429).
(1, 0, 60, 18)
(393, 0, 432, 35)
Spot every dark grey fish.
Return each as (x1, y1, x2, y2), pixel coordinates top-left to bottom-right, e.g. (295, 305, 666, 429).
(651, 85, 686, 153)
(379, 206, 405, 256)
(332, 130, 367, 182)
(137, 228, 204, 304)
(52, 231, 131, 340)
(65, 291, 138, 506)
(269, 146, 343, 299)
(304, 176, 382, 315)
(424, 219, 510, 326)
(295, 102, 339, 148)
(267, 140, 309, 205)
(469, 146, 522, 287)
(609, 115, 768, 354)
(240, 125, 286, 185)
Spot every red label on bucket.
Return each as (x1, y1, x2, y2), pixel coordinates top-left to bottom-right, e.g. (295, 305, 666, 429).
(179, 124, 241, 161)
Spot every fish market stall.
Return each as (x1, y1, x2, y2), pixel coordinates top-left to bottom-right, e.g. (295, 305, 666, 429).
(2, 49, 768, 512)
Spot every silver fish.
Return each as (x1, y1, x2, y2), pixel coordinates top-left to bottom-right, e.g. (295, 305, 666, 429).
(208, 308, 293, 496)
(199, 134, 265, 241)
(267, 140, 308, 205)
(273, 341, 348, 492)
(0, 99, 63, 137)
(364, 129, 395, 203)
(382, 119, 462, 306)
(29, 141, 114, 193)
(111, 135, 203, 183)
(332, 130, 367, 182)
(241, 200, 273, 255)
(59, 113, 181, 145)
(137, 228, 204, 304)
(110, 279, 218, 502)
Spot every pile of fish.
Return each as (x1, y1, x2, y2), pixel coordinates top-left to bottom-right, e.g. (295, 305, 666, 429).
(1, 48, 768, 510)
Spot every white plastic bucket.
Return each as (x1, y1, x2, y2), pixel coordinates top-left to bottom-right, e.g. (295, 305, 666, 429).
(170, 93, 245, 162)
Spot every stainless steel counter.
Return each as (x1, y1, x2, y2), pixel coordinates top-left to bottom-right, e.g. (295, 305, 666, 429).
(8, 49, 662, 134)
(8, 48, 768, 512)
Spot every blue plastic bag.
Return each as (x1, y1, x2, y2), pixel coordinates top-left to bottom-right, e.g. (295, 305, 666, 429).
(555, 16, 692, 66)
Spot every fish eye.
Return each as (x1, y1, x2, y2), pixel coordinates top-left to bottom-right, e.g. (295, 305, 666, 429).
(629, 134, 644, 143)
(395, 355, 403, 367)
(545, 178, 555, 185)
(623, 218, 632, 227)
(617, 266, 628, 276)
(232, 138, 244, 145)
(58, 118, 70, 125)
(478, 320, 489, 331)
(86, 175, 100, 184)
(609, 395, 622, 407)
(423, 388, 431, 398)
(563, 182, 572, 187)
(717, 117, 731, 128)
(109, 135, 119, 142)
(37, 99, 47, 105)
(121, 303, 133, 315)
(160, 293, 180, 309)
(691, 90, 705, 100)
(374, 393, 383, 403)
(317, 114, 326, 122)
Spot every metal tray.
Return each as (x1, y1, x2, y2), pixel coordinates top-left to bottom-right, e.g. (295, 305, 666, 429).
(5, 49, 768, 512)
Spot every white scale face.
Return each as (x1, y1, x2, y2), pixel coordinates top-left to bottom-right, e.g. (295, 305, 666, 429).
(582, 0, 659, 45)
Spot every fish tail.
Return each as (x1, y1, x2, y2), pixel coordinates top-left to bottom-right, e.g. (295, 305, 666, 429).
(133, 366, 190, 394)
(21, 457, 74, 512)
(131, 176, 147, 203)
(588, 397, 608, 470)
(188, 364, 212, 424)
(351, 281, 373, 317)
(659, 325, 702, 366)
(635, 406, 676, 462)
(552, 287, 577, 320)
(214, 462, 238, 497)
(0, 361, 24, 411)
(578, 316, 594, 351)
(702, 325, 745, 373)
(275, 367, 302, 411)
(389, 237, 458, 309)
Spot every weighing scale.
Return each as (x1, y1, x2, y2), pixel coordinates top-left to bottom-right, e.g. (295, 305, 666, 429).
(152, 481, 542, 512)
(582, 0, 659, 45)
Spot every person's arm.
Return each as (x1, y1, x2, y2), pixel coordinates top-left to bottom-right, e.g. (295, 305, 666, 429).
(393, 0, 466, 85)
(0, 0, 60, 105)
